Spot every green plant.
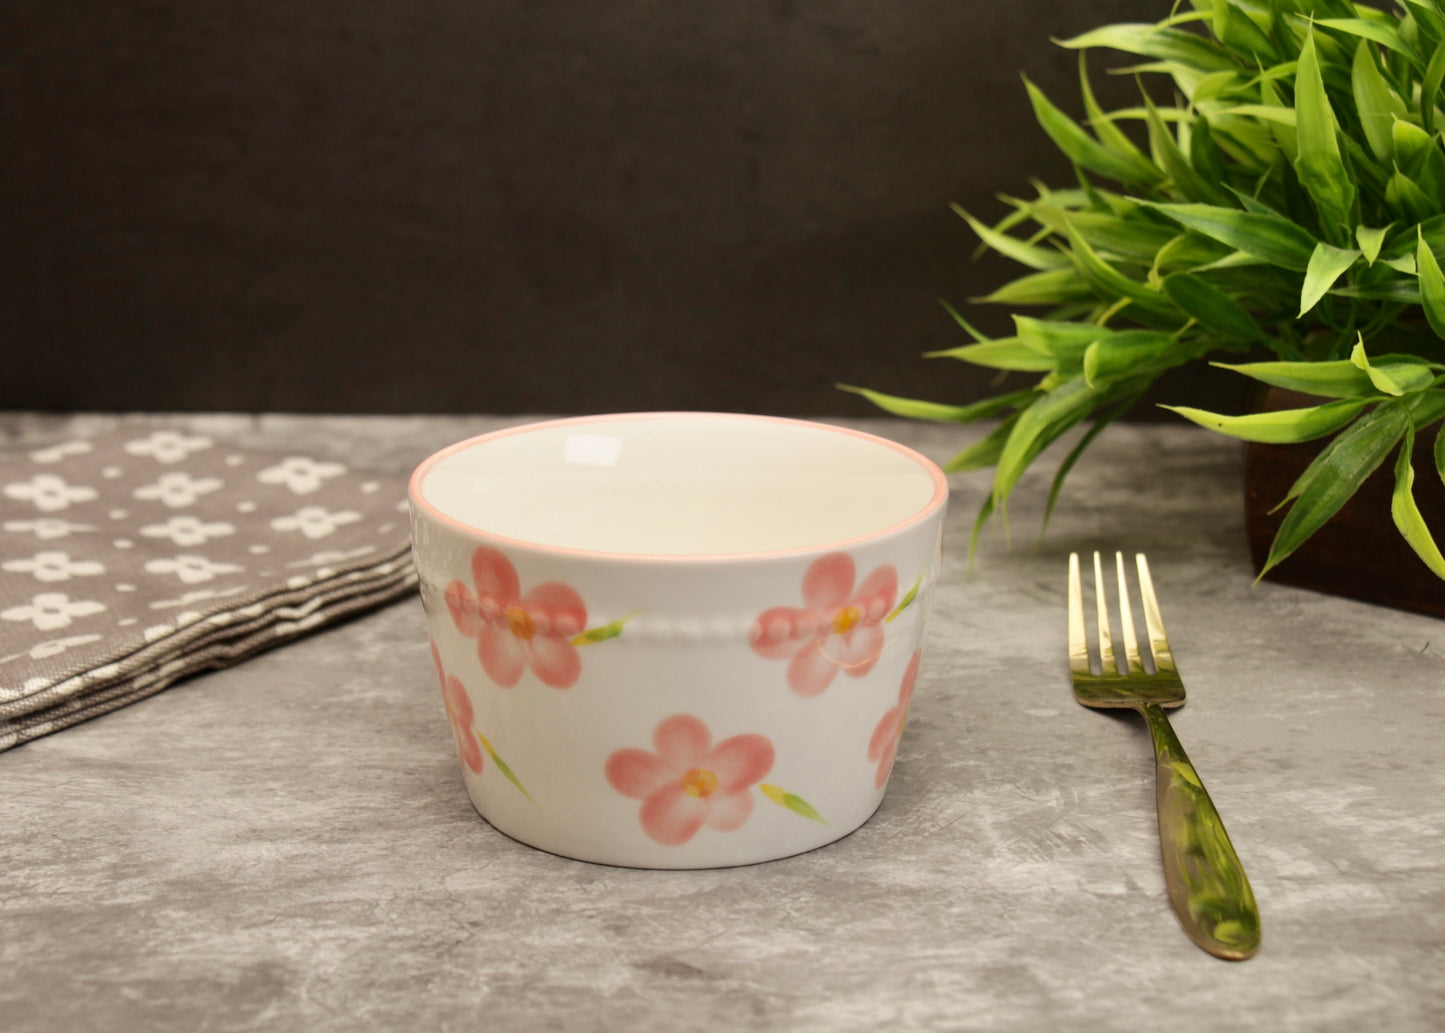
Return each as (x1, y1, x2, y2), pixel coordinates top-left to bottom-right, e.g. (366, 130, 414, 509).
(848, 0, 1445, 579)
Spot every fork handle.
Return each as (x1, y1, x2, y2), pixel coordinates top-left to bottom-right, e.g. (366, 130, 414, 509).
(1140, 703, 1261, 960)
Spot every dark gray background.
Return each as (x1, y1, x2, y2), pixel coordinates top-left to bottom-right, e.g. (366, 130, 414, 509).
(2, 0, 1240, 416)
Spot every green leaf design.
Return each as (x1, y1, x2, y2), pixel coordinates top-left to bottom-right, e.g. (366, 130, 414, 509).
(476, 732, 535, 803)
(1162, 398, 1369, 443)
(572, 613, 635, 646)
(1391, 424, 1445, 578)
(885, 573, 923, 623)
(1083, 331, 1178, 387)
(759, 783, 827, 824)
(1418, 227, 1445, 338)
(839, 385, 1033, 424)
(1262, 403, 1410, 577)
(1057, 23, 1238, 72)
(977, 268, 1095, 306)
(1317, 17, 1419, 63)
(1300, 243, 1361, 315)
(945, 416, 1018, 474)
(1141, 202, 1317, 271)
(993, 377, 1106, 516)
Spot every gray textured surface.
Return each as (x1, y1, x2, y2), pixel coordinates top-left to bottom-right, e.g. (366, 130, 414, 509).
(2, 413, 1442, 1032)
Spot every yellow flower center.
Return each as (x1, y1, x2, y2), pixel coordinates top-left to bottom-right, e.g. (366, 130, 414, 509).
(831, 606, 862, 635)
(505, 606, 536, 640)
(682, 768, 719, 798)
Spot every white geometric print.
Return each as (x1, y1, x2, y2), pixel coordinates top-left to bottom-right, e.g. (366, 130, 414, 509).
(29, 440, 93, 464)
(2, 518, 96, 539)
(143, 555, 245, 585)
(257, 456, 347, 495)
(3, 474, 99, 513)
(133, 472, 223, 508)
(123, 430, 213, 464)
(270, 506, 362, 539)
(2, 551, 106, 582)
(139, 515, 236, 547)
(1, 592, 107, 631)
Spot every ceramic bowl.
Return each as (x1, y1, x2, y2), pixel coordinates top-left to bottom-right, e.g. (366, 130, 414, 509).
(408, 412, 948, 868)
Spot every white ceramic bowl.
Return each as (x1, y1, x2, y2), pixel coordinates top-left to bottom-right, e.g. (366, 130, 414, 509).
(408, 413, 948, 868)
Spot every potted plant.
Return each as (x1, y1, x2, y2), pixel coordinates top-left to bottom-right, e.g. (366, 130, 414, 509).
(849, 0, 1445, 605)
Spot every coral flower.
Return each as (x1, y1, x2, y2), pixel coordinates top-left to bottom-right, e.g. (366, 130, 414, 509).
(432, 640, 483, 773)
(605, 715, 775, 846)
(868, 650, 920, 789)
(445, 546, 587, 689)
(749, 552, 898, 697)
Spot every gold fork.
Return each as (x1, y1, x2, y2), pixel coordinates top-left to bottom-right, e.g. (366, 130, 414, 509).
(1068, 551, 1260, 960)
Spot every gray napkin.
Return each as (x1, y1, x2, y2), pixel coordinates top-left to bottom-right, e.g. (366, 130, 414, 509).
(1, 423, 417, 751)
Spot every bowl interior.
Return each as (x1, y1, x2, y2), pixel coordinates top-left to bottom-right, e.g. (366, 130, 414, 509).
(414, 413, 945, 558)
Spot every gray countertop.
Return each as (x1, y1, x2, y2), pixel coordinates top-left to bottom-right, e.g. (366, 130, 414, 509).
(3, 413, 1442, 1032)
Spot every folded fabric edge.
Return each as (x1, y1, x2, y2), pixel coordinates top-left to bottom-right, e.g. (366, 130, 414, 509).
(0, 571, 420, 753)
(3, 549, 416, 709)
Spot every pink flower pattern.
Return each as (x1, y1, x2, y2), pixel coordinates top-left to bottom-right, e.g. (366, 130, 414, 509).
(446, 547, 587, 689)
(432, 640, 483, 774)
(749, 552, 898, 697)
(868, 650, 919, 789)
(605, 715, 775, 846)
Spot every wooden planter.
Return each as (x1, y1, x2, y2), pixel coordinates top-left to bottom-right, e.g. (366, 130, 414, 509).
(1244, 389, 1445, 619)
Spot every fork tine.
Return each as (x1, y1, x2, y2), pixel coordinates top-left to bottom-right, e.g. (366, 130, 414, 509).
(1114, 551, 1146, 675)
(1135, 553, 1177, 674)
(1092, 551, 1116, 675)
(1067, 553, 1091, 676)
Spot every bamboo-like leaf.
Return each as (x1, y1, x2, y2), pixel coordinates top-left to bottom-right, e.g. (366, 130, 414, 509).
(1141, 201, 1317, 270)
(1392, 118, 1433, 164)
(1083, 331, 1178, 387)
(1262, 403, 1410, 576)
(1162, 271, 1267, 341)
(1024, 77, 1159, 185)
(1385, 167, 1435, 223)
(1210, 0, 1278, 60)
(1257, 74, 1299, 163)
(946, 415, 1019, 473)
(1213, 358, 1379, 397)
(953, 204, 1069, 271)
(1013, 316, 1111, 361)
(1062, 222, 1180, 318)
(1317, 17, 1422, 64)
(993, 377, 1103, 514)
(1294, 28, 1357, 230)
(1350, 339, 1438, 395)
(977, 268, 1095, 306)
(1356, 224, 1392, 264)
(1162, 398, 1369, 442)
(1422, 30, 1445, 134)
(1076, 54, 1163, 183)
(885, 573, 923, 623)
(759, 783, 828, 824)
(1435, 420, 1445, 485)
(1057, 23, 1239, 72)
(927, 337, 1057, 371)
(1390, 423, 1445, 578)
(838, 385, 1035, 424)
(1420, 227, 1445, 338)
(1040, 389, 1143, 533)
(1143, 93, 1223, 202)
(1189, 113, 1231, 188)
(1300, 243, 1361, 315)
(939, 299, 988, 342)
(1352, 40, 1408, 161)
(966, 491, 997, 566)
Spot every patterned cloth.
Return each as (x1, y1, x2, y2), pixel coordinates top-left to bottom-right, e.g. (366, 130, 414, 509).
(0, 424, 417, 751)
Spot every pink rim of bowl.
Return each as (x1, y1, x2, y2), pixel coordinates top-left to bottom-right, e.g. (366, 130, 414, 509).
(408, 412, 949, 563)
